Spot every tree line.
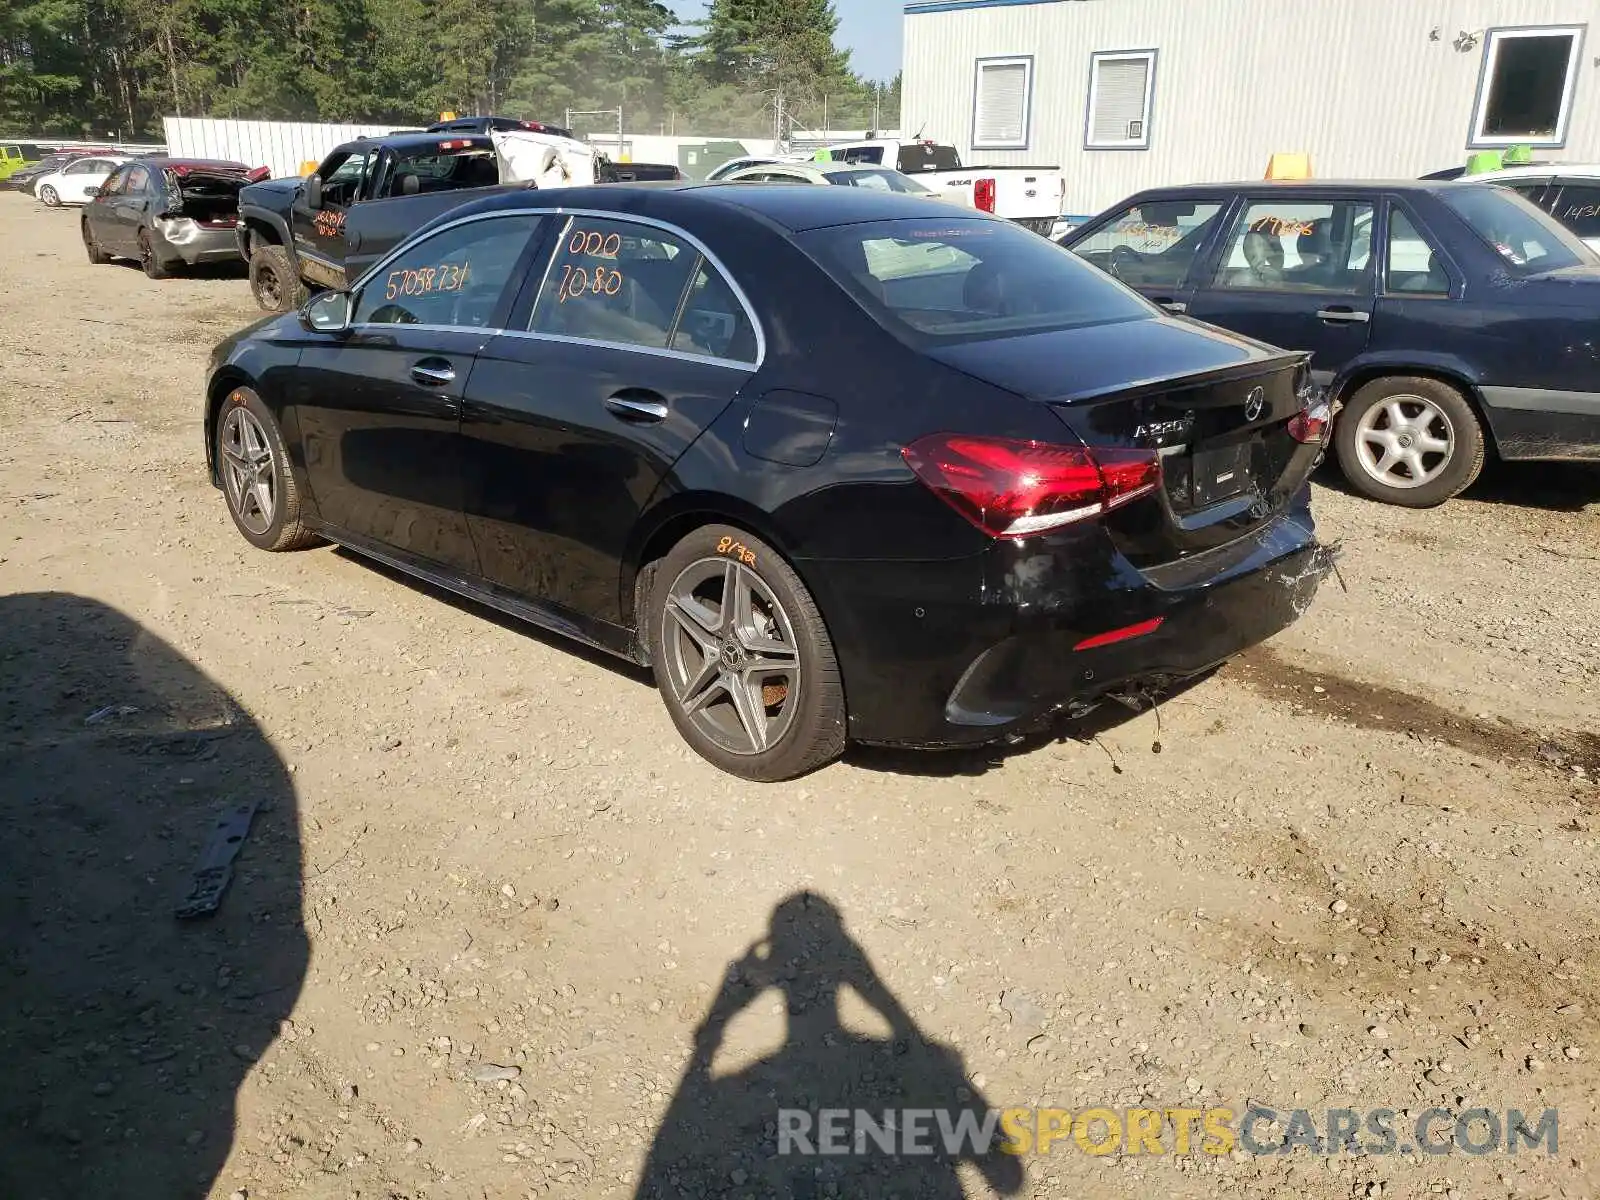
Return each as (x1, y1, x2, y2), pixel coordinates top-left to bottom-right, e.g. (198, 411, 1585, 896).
(0, 0, 903, 141)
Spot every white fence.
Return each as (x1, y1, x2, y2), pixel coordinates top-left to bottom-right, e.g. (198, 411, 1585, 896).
(163, 117, 403, 179)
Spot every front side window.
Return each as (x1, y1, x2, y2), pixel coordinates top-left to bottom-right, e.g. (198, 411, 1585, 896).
(1470, 26, 1584, 148)
(1086, 50, 1156, 150)
(1441, 184, 1598, 272)
(1385, 208, 1451, 296)
(101, 166, 133, 195)
(319, 151, 371, 208)
(1212, 199, 1376, 293)
(1069, 199, 1224, 286)
(529, 217, 699, 350)
(354, 215, 541, 327)
(798, 216, 1152, 344)
(1550, 183, 1600, 240)
(124, 165, 150, 194)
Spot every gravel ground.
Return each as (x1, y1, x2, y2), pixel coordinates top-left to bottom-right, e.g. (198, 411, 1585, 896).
(1, 197, 1599, 1200)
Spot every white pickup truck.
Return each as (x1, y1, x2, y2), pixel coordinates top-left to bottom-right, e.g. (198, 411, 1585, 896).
(815, 138, 1065, 235)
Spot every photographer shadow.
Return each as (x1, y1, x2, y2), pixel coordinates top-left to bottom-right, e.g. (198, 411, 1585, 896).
(0, 592, 305, 1199)
(636, 891, 1024, 1199)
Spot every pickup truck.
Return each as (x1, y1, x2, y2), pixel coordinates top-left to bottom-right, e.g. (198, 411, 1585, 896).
(238, 129, 686, 310)
(815, 138, 1065, 235)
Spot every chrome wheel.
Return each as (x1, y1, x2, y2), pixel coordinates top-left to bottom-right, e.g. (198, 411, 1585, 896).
(1353, 393, 1454, 489)
(661, 557, 802, 756)
(220, 404, 276, 536)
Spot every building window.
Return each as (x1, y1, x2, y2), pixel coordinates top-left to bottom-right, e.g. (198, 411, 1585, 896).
(1085, 49, 1157, 150)
(972, 56, 1032, 150)
(1469, 25, 1584, 148)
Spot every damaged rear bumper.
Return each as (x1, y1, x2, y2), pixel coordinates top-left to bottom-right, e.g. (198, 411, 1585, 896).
(810, 509, 1333, 750)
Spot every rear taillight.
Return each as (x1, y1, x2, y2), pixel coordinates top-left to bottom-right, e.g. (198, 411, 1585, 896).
(974, 177, 996, 213)
(1288, 398, 1333, 444)
(902, 433, 1160, 539)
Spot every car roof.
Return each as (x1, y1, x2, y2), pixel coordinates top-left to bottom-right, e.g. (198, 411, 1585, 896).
(349, 132, 493, 151)
(435, 180, 995, 234)
(1127, 179, 1481, 196)
(1473, 163, 1600, 179)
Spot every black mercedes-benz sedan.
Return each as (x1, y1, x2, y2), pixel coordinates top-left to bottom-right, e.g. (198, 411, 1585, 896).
(204, 184, 1333, 780)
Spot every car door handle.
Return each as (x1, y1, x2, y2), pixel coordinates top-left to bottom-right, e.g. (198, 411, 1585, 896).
(410, 359, 456, 386)
(1316, 308, 1370, 323)
(603, 391, 669, 423)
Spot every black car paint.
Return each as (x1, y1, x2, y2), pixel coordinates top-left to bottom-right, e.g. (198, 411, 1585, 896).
(207, 185, 1327, 748)
(1062, 180, 1600, 461)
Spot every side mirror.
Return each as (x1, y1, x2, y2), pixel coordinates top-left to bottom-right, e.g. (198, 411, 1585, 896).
(301, 290, 351, 333)
(304, 174, 323, 209)
(87, 185, 104, 198)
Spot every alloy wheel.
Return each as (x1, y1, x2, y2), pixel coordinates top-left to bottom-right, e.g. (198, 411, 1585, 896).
(660, 557, 802, 756)
(139, 232, 153, 273)
(39, 184, 58, 207)
(1353, 394, 1455, 489)
(219, 404, 277, 536)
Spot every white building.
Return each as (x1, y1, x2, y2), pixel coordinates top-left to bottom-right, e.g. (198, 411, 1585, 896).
(902, 0, 1600, 214)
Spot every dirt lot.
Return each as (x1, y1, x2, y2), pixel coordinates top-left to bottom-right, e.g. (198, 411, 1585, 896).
(2, 197, 1599, 1200)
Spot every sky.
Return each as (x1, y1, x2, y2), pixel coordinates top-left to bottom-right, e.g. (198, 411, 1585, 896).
(672, 0, 905, 84)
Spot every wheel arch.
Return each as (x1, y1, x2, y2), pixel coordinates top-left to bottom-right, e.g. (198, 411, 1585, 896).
(1330, 360, 1501, 458)
(622, 493, 799, 638)
(204, 370, 255, 485)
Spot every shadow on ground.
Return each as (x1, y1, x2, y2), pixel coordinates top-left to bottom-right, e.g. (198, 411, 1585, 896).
(635, 891, 1025, 1199)
(0, 592, 305, 1199)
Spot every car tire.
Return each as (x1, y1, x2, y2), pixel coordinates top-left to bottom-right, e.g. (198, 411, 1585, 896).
(1334, 375, 1485, 508)
(214, 386, 319, 552)
(647, 524, 846, 781)
(249, 245, 307, 312)
(38, 184, 59, 207)
(82, 219, 109, 265)
(138, 229, 171, 279)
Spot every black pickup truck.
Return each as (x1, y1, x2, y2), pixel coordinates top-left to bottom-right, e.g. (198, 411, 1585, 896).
(237, 130, 688, 311)
(237, 132, 518, 310)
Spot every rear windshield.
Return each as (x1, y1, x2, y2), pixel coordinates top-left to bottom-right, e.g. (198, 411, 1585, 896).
(896, 144, 962, 174)
(797, 217, 1154, 344)
(1441, 185, 1599, 273)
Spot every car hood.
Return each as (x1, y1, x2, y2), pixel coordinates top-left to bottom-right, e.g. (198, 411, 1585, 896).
(241, 177, 302, 206)
(925, 312, 1300, 404)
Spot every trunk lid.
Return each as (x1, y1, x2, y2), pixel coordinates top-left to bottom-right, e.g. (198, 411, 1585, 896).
(928, 315, 1320, 567)
(163, 169, 248, 228)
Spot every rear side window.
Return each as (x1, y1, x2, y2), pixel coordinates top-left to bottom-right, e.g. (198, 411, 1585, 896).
(1211, 199, 1376, 292)
(1385, 208, 1451, 296)
(832, 169, 931, 194)
(355, 215, 541, 327)
(1551, 183, 1600, 239)
(797, 217, 1152, 344)
(530, 217, 699, 350)
(1441, 185, 1597, 272)
(1069, 199, 1225, 286)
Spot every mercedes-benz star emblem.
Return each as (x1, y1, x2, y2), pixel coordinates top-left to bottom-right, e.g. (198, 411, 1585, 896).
(1244, 386, 1266, 421)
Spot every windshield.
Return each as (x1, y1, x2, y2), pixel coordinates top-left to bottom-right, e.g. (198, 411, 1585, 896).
(828, 169, 932, 194)
(797, 216, 1154, 345)
(1441, 185, 1599, 272)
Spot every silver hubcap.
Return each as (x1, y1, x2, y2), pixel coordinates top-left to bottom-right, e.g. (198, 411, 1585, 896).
(1354, 394, 1454, 488)
(220, 404, 276, 535)
(662, 557, 801, 756)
